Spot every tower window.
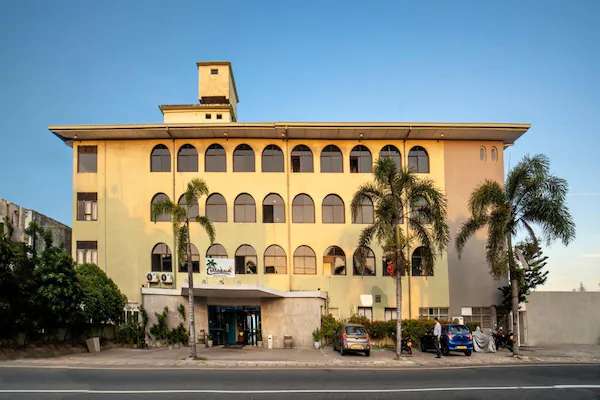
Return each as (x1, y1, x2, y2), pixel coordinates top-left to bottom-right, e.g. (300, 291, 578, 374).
(205, 113, 212, 119)
(210, 68, 219, 75)
(216, 114, 222, 120)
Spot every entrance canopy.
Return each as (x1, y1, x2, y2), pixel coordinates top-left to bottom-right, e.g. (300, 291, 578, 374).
(176, 283, 326, 299)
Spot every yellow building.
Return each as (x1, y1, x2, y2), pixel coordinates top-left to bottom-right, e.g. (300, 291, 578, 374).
(50, 61, 529, 348)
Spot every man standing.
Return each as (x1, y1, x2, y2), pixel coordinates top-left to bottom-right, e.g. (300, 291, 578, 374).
(433, 317, 442, 358)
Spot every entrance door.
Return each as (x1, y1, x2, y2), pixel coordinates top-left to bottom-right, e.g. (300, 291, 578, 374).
(224, 312, 237, 345)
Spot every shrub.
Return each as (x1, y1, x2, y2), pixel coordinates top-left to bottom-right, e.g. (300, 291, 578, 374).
(464, 321, 479, 332)
(320, 314, 342, 345)
(149, 305, 188, 346)
(149, 307, 170, 342)
(77, 263, 127, 326)
(116, 307, 148, 348)
(312, 328, 322, 342)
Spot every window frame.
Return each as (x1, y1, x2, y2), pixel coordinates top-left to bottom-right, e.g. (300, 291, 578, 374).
(261, 144, 284, 173)
(293, 245, 317, 275)
(292, 194, 315, 223)
(357, 307, 373, 321)
(320, 145, 343, 173)
(178, 194, 199, 219)
(150, 144, 171, 172)
(324, 246, 346, 276)
(352, 195, 374, 224)
(379, 145, 401, 170)
(151, 243, 172, 272)
(177, 144, 199, 172)
(234, 193, 256, 223)
(233, 144, 256, 172)
(349, 145, 372, 173)
(178, 243, 200, 273)
(150, 193, 171, 222)
(76, 241, 98, 265)
(322, 194, 345, 224)
(235, 244, 257, 274)
(264, 244, 287, 274)
(353, 246, 376, 276)
(262, 193, 285, 223)
(77, 145, 97, 173)
(407, 146, 430, 173)
(205, 144, 226, 172)
(411, 246, 433, 276)
(290, 145, 314, 173)
(76, 192, 98, 221)
(206, 243, 228, 259)
(206, 193, 227, 222)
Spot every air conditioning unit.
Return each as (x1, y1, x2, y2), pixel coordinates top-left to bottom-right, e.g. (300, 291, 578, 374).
(161, 272, 173, 284)
(146, 272, 159, 283)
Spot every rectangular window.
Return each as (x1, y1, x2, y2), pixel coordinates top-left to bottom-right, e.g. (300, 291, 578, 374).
(384, 307, 398, 321)
(76, 241, 98, 265)
(205, 113, 212, 119)
(77, 146, 97, 173)
(462, 306, 493, 329)
(357, 307, 373, 321)
(210, 68, 219, 75)
(77, 193, 98, 221)
(419, 307, 449, 321)
(216, 114, 223, 120)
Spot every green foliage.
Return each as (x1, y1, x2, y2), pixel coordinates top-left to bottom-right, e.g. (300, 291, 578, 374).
(464, 321, 479, 332)
(177, 303, 186, 321)
(320, 314, 342, 345)
(498, 240, 549, 311)
(148, 306, 189, 346)
(77, 263, 127, 326)
(312, 328, 322, 342)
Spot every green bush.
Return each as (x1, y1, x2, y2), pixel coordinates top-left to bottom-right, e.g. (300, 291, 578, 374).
(148, 306, 188, 346)
(464, 322, 478, 333)
(320, 314, 342, 345)
(312, 328, 322, 342)
(116, 307, 148, 348)
(77, 263, 127, 326)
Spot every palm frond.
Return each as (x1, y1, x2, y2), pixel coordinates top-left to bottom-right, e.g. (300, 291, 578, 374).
(195, 215, 216, 244)
(455, 216, 488, 256)
(151, 199, 176, 222)
(468, 180, 506, 219)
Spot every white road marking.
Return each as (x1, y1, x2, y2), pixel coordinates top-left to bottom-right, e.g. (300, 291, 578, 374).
(0, 385, 598, 394)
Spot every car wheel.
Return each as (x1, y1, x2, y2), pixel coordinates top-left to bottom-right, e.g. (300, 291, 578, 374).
(442, 345, 450, 356)
(464, 350, 472, 356)
(365, 350, 370, 357)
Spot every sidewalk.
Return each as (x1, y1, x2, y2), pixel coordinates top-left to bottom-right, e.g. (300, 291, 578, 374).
(1, 344, 599, 369)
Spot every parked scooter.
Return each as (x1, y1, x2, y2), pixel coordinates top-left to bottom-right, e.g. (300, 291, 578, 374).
(401, 337, 413, 355)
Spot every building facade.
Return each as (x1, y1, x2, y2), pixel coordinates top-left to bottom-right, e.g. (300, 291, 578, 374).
(49, 61, 529, 347)
(1, 198, 71, 252)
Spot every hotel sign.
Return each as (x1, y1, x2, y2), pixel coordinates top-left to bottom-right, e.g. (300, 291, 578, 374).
(206, 257, 235, 277)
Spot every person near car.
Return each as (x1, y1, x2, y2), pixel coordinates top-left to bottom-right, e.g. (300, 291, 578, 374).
(433, 317, 442, 358)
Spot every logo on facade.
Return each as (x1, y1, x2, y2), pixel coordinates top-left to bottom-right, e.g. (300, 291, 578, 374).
(206, 257, 235, 277)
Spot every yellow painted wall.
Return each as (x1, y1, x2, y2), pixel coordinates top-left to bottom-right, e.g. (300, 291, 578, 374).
(72, 138, 499, 320)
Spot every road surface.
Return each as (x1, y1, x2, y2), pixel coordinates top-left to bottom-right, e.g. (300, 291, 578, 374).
(0, 363, 598, 399)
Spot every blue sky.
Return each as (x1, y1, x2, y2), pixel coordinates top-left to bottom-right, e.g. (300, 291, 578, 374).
(1, 1, 598, 291)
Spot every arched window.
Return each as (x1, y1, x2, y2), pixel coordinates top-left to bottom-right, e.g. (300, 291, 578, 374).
(408, 146, 430, 173)
(235, 244, 257, 274)
(292, 194, 315, 223)
(320, 145, 343, 173)
(178, 243, 200, 273)
(150, 144, 171, 172)
(291, 145, 313, 172)
(350, 145, 372, 173)
(151, 243, 172, 272)
(262, 193, 285, 223)
(206, 243, 228, 259)
(234, 193, 256, 223)
(322, 194, 345, 224)
(178, 194, 199, 219)
(206, 193, 227, 222)
(352, 195, 374, 224)
(480, 146, 487, 161)
(411, 246, 433, 276)
(264, 245, 287, 274)
(150, 193, 171, 222)
(379, 145, 401, 169)
(324, 246, 346, 275)
(205, 144, 226, 172)
(491, 147, 498, 162)
(262, 144, 284, 172)
(353, 247, 376, 276)
(294, 245, 316, 275)
(233, 144, 255, 172)
(177, 144, 198, 172)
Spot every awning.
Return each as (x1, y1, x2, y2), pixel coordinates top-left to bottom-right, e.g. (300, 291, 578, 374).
(142, 284, 326, 299)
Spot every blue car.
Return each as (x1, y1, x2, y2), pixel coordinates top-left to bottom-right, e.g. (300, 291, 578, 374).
(420, 324, 473, 356)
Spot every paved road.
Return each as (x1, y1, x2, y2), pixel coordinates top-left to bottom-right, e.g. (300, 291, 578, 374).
(0, 364, 598, 399)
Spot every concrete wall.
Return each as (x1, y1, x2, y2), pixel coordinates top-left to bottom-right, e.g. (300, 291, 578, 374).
(524, 291, 600, 345)
(443, 142, 505, 318)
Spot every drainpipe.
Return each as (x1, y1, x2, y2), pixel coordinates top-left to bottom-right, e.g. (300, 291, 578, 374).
(283, 127, 292, 292)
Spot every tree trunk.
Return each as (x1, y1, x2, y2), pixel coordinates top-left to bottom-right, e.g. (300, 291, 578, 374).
(507, 234, 520, 357)
(395, 251, 402, 359)
(186, 220, 197, 359)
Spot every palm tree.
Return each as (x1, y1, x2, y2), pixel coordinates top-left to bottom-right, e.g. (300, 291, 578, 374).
(456, 154, 575, 356)
(152, 178, 215, 359)
(351, 157, 449, 358)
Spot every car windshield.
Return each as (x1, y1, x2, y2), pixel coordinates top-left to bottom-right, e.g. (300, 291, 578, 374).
(345, 326, 367, 336)
(448, 325, 470, 334)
